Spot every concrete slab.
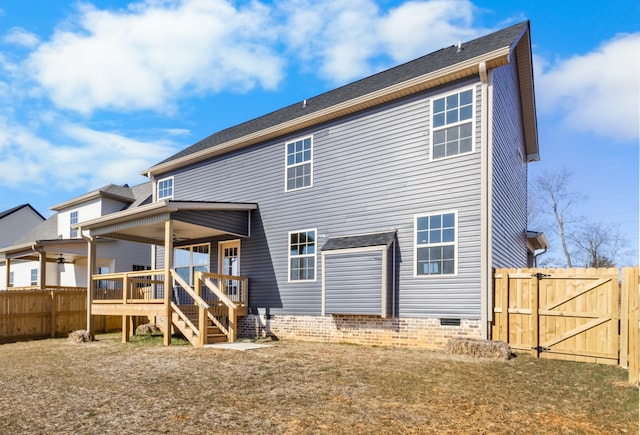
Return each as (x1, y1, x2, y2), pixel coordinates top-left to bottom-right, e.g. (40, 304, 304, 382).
(203, 342, 274, 351)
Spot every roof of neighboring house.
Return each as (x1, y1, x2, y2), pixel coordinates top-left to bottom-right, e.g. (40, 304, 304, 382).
(322, 231, 397, 251)
(0, 204, 45, 221)
(50, 182, 152, 211)
(11, 214, 60, 246)
(145, 20, 537, 176)
(0, 182, 153, 255)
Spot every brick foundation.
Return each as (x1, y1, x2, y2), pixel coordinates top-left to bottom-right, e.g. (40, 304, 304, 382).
(238, 314, 481, 350)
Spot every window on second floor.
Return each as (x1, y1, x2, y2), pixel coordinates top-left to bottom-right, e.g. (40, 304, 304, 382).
(288, 229, 316, 281)
(431, 88, 474, 160)
(415, 212, 457, 276)
(30, 269, 38, 286)
(70, 210, 78, 238)
(285, 136, 313, 191)
(157, 177, 174, 200)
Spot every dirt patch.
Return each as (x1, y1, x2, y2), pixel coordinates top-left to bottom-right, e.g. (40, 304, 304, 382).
(0, 333, 635, 434)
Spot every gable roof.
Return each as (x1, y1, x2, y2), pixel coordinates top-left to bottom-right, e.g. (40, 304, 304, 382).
(0, 204, 45, 221)
(145, 20, 537, 177)
(50, 182, 152, 211)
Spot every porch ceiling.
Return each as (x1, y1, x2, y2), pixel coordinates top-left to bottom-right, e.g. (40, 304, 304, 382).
(0, 238, 109, 263)
(77, 200, 258, 245)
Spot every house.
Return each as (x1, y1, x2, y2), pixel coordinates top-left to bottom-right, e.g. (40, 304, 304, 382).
(0, 204, 46, 287)
(0, 204, 45, 249)
(78, 21, 542, 349)
(0, 183, 152, 290)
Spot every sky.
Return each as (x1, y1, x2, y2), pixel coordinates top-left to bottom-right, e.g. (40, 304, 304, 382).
(0, 0, 638, 266)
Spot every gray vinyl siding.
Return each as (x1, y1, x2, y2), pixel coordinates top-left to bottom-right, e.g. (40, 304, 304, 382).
(325, 251, 385, 316)
(490, 63, 529, 268)
(173, 210, 250, 237)
(166, 78, 483, 318)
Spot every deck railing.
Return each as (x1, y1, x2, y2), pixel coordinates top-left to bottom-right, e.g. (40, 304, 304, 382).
(89, 269, 248, 345)
(91, 270, 165, 302)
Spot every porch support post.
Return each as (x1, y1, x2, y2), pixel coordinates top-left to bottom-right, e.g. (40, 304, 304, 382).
(5, 258, 10, 289)
(38, 250, 46, 290)
(86, 236, 96, 334)
(163, 219, 174, 346)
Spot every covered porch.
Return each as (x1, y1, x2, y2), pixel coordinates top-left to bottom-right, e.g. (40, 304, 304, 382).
(78, 200, 257, 347)
(1, 238, 110, 291)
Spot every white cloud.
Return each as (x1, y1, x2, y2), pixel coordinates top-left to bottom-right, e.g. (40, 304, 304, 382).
(279, 0, 482, 84)
(3, 27, 40, 48)
(0, 117, 178, 191)
(378, 0, 479, 62)
(26, 0, 284, 114)
(536, 32, 640, 142)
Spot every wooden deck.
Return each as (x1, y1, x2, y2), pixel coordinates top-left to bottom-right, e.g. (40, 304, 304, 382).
(90, 269, 248, 346)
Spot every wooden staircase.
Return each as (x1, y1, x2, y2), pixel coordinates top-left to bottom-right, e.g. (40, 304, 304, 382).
(171, 308, 227, 345)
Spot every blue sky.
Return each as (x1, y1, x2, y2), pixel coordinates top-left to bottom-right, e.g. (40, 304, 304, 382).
(0, 0, 638, 265)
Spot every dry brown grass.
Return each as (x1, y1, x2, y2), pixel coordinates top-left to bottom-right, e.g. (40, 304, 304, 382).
(0, 333, 636, 434)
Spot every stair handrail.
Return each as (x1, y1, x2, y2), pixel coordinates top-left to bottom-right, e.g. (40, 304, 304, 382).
(170, 269, 210, 310)
(171, 269, 211, 347)
(200, 273, 238, 342)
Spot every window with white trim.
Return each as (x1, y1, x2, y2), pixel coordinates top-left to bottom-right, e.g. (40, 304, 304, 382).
(431, 89, 474, 160)
(30, 268, 38, 286)
(8, 271, 13, 287)
(157, 177, 174, 200)
(415, 212, 457, 276)
(285, 136, 313, 191)
(70, 210, 78, 238)
(289, 229, 316, 281)
(174, 243, 209, 286)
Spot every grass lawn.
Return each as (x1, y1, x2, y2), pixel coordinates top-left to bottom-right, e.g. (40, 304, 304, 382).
(0, 333, 636, 434)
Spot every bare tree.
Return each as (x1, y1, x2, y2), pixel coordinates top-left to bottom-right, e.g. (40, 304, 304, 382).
(534, 168, 583, 267)
(571, 221, 626, 268)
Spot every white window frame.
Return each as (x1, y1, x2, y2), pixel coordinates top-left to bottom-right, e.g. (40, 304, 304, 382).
(174, 242, 210, 286)
(8, 271, 13, 288)
(414, 211, 458, 277)
(430, 86, 476, 161)
(70, 210, 78, 238)
(284, 136, 313, 192)
(30, 268, 38, 286)
(157, 176, 174, 200)
(288, 228, 317, 282)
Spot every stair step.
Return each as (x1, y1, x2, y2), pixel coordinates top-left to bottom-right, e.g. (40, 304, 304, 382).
(207, 334, 228, 343)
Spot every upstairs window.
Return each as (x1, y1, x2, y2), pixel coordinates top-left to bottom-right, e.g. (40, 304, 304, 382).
(289, 229, 316, 281)
(415, 212, 457, 276)
(431, 89, 474, 160)
(157, 177, 174, 200)
(285, 136, 313, 191)
(70, 211, 78, 238)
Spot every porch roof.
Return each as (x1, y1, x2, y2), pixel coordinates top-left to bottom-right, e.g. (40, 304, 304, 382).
(76, 200, 258, 245)
(0, 238, 103, 263)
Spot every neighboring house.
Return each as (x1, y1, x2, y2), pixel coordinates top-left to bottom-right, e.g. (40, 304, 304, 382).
(0, 204, 45, 249)
(0, 204, 46, 288)
(0, 183, 152, 289)
(79, 21, 544, 348)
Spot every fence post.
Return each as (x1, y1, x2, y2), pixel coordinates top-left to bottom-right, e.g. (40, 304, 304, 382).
(625, 267, 639, 385)
(530, 271, 540, 357)
(620, 268, 630, 368)
(50, 291, 56, 338)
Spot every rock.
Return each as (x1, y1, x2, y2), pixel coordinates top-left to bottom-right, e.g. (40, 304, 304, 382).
(68, 330, 94, 344)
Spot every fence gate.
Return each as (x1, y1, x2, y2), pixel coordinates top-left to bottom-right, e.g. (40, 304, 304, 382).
(492, 268, 620, 365)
